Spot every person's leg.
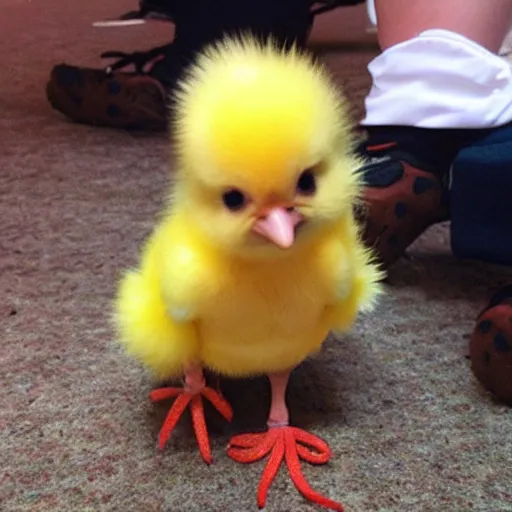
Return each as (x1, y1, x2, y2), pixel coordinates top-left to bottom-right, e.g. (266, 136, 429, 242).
(375, 0, 512, 53)
(357, 0, 512, 269)
(365, 0, 512, 129)
(46, 0, 314, 131)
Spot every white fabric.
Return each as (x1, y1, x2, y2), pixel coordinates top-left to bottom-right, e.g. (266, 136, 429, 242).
(366, 0, 377, 27)
(362, 29, 512, 128)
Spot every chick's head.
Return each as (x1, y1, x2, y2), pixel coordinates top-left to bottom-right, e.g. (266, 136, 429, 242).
(171, 35, 362, 258)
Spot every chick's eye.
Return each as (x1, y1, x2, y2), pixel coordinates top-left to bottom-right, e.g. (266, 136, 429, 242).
(296, 169, 316, 196)
(222, 188, 247, 211)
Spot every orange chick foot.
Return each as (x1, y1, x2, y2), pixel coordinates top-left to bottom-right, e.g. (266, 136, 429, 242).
(227, 426, 344, 511)
(150, 385, 233, 464)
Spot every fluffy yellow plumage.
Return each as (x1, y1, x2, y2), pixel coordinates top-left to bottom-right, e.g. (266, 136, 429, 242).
(113, 34, 384, 511)
(114, 35, 383, 381)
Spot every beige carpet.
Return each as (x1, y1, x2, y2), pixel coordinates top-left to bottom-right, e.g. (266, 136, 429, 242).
(2, 1, 512, 511)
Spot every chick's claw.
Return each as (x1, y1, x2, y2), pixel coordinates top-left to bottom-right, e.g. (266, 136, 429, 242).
(150, 385, 233, 464)
(227, 426, 344, 511)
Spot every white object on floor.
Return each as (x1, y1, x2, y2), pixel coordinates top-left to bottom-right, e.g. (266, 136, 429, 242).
(92, 19, 146, 27)
(366, 0, 377, 26)
(362, 29, 512, 128)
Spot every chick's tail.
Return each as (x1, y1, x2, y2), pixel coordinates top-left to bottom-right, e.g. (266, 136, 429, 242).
(113, 260, 198, 381)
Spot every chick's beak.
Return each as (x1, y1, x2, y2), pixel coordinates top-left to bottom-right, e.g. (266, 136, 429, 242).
(252, 207, 303, 249)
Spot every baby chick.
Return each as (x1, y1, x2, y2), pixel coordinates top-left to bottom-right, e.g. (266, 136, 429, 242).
(114, 34, 383, 511)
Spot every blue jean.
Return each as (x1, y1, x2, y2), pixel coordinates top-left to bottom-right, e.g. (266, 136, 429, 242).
(450, 122, 512, 266)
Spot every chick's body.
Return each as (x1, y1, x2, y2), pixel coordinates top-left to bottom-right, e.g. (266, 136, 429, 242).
(114, 35, 382, 511)
(197, 247, 335, 376)
(115, 37, 381, 381)
(121, 211, 367, 379)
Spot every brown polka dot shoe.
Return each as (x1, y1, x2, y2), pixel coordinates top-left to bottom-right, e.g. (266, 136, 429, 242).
(46, 44, 177, 131)
(469, 285, 512, 405)
(355, 141, 450, 269)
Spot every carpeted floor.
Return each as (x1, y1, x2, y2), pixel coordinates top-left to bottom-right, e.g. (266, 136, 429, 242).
(2, 2, 512, 511)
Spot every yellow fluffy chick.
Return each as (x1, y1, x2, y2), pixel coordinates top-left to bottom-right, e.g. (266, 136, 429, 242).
(114, 34, 383, 511)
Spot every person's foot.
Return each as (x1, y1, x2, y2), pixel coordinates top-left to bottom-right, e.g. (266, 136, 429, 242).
(354, 127, 456, 269)
(469, 285, 512, 405)
(46, 44, 176, 131)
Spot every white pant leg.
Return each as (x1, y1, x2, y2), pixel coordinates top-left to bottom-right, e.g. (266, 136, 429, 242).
(362, 29, 512, 128)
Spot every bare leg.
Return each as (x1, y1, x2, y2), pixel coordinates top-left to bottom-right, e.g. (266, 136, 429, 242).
(183, 363, 205, 393)
(267, 370, 291, 427)
(375, 0, 512, 52)
(364, 0, 512, 129)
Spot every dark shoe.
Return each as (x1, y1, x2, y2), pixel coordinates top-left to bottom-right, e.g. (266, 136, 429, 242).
(469, 285, 512, 405)
(355, 141, 449, 269)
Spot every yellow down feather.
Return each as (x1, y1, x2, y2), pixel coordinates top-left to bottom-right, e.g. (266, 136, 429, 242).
(113, 34, 384, 381)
